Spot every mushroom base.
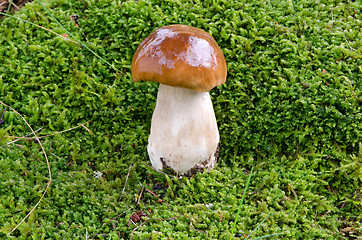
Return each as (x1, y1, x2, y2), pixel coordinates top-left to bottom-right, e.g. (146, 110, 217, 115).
(147, 84, 220, 175)
(160, 145, 219, 177)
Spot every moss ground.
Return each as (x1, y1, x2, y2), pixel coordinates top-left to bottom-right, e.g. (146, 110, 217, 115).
(0, 0, 361, 239)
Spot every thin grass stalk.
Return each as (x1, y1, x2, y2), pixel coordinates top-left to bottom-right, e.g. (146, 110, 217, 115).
(245, 213, 270, 239)
(230, 167, 254, 239)
(252, 233, 285, 240)
(36, 0, 120, 73)
(0, 12, 78, 44)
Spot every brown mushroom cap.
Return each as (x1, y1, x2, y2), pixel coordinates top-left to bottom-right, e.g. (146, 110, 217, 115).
(131, 25, 227, 92)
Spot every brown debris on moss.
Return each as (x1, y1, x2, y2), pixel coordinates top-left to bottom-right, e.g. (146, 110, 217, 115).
(0, 0, 32, 16)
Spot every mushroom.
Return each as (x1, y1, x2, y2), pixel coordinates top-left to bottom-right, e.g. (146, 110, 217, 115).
(131, 24, 227, 176)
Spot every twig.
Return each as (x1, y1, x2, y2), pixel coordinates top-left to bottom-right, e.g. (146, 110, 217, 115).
(0, 1, 7, 8)
(0, 101, 52, 236)
(10, 1, 20, 10)
(137, 186, 144, 204)
(119, 159, 134, 201)
(113, 207, 133, 220)
(129, 220, 148, 238)
(83, 32, 89, 42)
(145, 188, 157, 197)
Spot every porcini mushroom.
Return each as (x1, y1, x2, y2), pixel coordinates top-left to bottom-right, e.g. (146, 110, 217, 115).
(131, 24, 227, 176)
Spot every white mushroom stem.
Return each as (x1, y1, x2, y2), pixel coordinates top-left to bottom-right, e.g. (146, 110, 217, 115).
(147, 84, 219, 175)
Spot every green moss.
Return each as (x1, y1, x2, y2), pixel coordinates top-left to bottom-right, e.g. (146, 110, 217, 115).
(0, 0, 361, 239)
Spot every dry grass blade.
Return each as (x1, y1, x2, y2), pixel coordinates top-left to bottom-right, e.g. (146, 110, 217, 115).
(0, 0, 13, 15)
(129, 215, 207, 239)
(0, 0, 30, 14)
(3, 127, 43, 146)
(137, 186, 144, 205)
(130, 216, 182, 240)
(7, 120, 92, 141)
(10, 1, 20, 10)
(80, 123, 92, 134)
(0, 101, 52, 236)
(14, 144, 42, 162)
(119, 158, 134, 202)
(0, 12, 79, 44)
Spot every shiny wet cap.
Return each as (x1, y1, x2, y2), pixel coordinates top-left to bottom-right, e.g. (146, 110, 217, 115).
(131, 25, 227, 92)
